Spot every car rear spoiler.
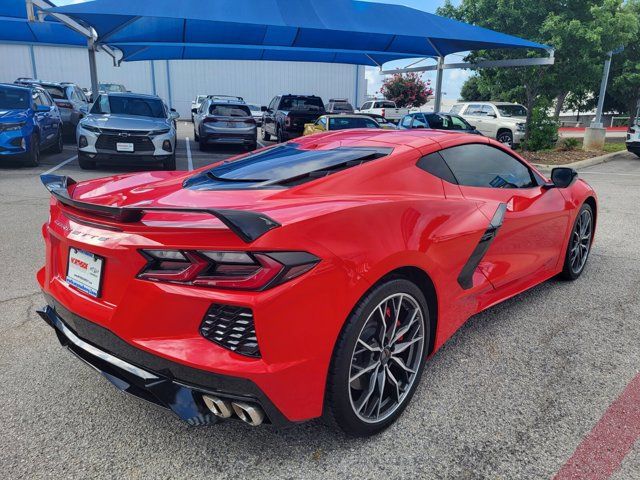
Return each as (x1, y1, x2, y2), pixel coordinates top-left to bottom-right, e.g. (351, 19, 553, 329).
(40, 174, 280, 243)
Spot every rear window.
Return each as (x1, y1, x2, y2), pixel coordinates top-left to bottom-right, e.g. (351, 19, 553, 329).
(0, 86, 29, 109)
(184, 144, 392, 189)
(332, 103, 354, 112)
(280, 96, 324, 112)
(329, 117, 379, 130)
(375, 101, 396, 108)
(209, 104, 251, 116)
(42, 85, 67, 100)
(450, 104, 463, 114)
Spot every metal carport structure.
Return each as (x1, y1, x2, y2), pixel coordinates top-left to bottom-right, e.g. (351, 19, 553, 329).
(32, 0, 553, 111)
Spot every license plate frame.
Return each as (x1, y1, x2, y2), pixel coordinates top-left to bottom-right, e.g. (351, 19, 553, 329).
(66, 247, 105, 298)
(116, 142, 135, 152)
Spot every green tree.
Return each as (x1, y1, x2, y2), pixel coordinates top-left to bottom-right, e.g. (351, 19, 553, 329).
(380, 73, 433, 108)
(459, 75, 491, 101)
(438, 0, 638, 139)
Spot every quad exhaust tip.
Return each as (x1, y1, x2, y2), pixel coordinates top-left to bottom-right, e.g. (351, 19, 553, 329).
(202, 395, 265, 426)
(232, 401, 265, 426)
(202, 395, 233, 419)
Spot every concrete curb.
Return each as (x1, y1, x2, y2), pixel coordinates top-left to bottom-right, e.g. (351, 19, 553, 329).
(532, 150, 630, 173)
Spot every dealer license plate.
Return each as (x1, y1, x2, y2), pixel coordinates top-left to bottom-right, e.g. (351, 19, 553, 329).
(66, 247, 104, 298)
(116, 142, 134, 152)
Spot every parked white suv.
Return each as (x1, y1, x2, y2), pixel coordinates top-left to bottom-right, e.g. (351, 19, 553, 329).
(451, 102, 527, 147)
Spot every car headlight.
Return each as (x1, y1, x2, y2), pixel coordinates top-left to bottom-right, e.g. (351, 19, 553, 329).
(80, 123, 101, 133)
(150, 128, 171, 136)
(0, 122, 26, 132)
(516, 123, 526, 132)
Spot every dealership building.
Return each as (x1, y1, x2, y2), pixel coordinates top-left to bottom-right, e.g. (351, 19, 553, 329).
(0, 43, 367, 118)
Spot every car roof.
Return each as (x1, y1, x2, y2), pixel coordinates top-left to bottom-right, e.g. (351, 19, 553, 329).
(101, 92, 162, 100)
(1, 83, 32, 92)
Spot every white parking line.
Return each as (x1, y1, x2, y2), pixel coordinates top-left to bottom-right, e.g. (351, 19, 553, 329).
(185, 137, 193, 171)
(41, 155, 78, 175)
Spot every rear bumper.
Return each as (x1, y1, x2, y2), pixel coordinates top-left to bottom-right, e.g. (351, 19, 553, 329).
(38, 297, 290, 426)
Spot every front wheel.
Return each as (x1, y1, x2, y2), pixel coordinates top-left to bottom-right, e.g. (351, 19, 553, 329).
(163, 153, 177, 171)
(24, 134, 40, 167)
(497, 130, 514, 148)
(50, 129, 64, 154)
(324, 278, 430, 437)
(261, 127, 271, 141)
(560, 203, 594, 280)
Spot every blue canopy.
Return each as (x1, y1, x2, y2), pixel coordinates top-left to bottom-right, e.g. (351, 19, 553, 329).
(47, 0, 549, 65)
(0, 1, 86, 46)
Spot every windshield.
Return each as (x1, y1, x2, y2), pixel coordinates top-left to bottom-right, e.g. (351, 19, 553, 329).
(280, 96, 324, 111)
(195, 95, 207, 103)
(209, 104, 251, 117)
(99, 83, 126, 93)
(497, 105, 527, 117)
(246, 104, 260, 112)
(329, 117, 379, 130)
(375, 101, 396, 108)
(91, 95, 166, 118)
(41, 85, 67, 100)
(0, 86, 30, 110)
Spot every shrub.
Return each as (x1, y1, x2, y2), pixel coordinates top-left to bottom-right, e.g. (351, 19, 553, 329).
(522, 104, 559, 151)
(559, 138, 580, 151)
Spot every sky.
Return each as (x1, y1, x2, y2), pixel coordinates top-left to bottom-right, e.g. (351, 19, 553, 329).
(362, 0, 469, 100)
(54, 0, 470, 100)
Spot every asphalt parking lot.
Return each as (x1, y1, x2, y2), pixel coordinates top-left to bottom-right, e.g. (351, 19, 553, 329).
(1, 125, 639, 479)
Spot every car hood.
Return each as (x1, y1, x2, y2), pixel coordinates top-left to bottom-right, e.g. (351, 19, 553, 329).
(82, 114, 171, 131)
(0, 109, 28, 121)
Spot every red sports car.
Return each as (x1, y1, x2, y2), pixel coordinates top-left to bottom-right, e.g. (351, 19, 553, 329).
(37, 129, 597, 436)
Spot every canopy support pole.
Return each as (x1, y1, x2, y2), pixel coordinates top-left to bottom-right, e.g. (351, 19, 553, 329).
(87, 38, 99, 100)
(434, 56, 444, 112)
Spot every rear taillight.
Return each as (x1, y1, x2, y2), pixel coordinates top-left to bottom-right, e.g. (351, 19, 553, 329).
(56, 101, 74, 109)
(381, 108, 386, 118)
(137, 250, 319, 290)
(285, 115, 291, 127)
(203, 117, 219, 123)
(243, 118, 256, 125)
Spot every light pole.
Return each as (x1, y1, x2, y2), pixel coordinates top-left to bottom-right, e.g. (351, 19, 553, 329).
(584, 47, 624, 151)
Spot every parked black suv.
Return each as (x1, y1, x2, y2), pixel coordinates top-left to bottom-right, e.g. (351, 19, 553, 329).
(261, 95, 325, 142)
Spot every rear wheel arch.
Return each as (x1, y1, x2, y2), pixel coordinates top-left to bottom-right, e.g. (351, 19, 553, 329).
(584, 196, 597, 231)
(374, 266, 438, 355)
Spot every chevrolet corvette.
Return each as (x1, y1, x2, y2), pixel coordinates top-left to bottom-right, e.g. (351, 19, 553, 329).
(37, 129, 597, 436)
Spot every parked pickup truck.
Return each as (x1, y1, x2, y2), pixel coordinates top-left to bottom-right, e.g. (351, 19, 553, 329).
(357, 100, 409, 124)
(261, 95, 325, 142)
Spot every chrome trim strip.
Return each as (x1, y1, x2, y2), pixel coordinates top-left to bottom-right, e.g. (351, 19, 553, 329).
(47, 308, 159, 381)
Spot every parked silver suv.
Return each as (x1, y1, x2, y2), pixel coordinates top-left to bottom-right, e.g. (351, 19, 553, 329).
(77, 92, 179, 170)
(193, 98, 257, 151)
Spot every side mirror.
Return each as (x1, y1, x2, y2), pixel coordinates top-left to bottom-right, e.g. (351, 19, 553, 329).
(169, 109, 180, 120)
(261, 106, 268, 112)
(469, 125, 476, 130)
(549, 167, 578, 189)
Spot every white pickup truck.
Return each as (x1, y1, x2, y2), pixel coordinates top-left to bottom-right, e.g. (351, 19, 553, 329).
(357, 100, 409, 124)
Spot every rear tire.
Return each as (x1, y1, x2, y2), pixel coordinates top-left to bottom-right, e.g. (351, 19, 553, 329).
(560, 203, 594, 280)
(247, 142, 257, 151)
(198, 137, 208, 151)
(261, 128, 271, 141)
(163, 153, 177, 171)
(276, 126, 283, 143)
(194, 126, 199, 141)
(324, 278, 430, 437)
(24, 134, 40, 167)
